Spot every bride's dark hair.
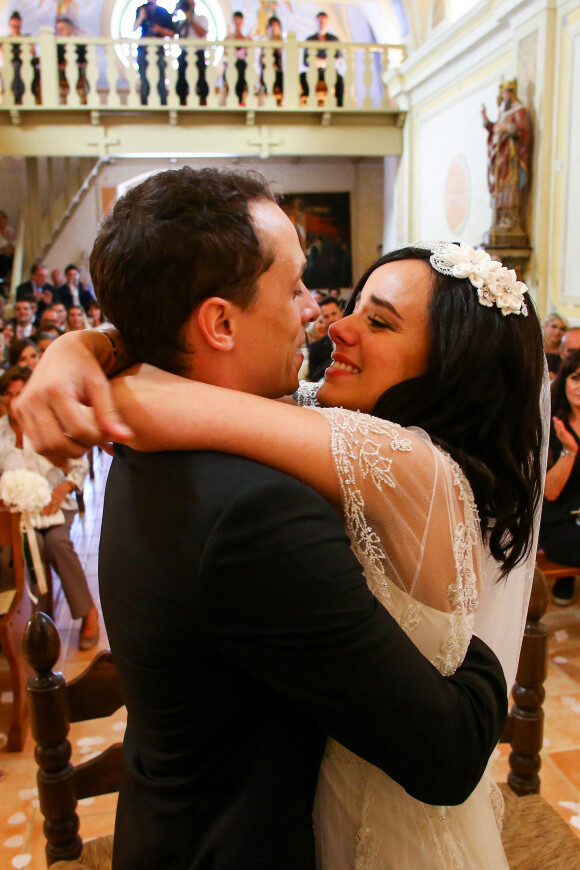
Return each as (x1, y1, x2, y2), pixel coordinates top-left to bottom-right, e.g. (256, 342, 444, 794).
(343, 246, 545, 578)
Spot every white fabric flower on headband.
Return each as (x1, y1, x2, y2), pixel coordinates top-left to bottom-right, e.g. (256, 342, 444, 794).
(412, 241, 528, 316)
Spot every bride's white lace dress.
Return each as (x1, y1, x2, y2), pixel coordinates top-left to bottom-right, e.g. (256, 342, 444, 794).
(297, 386, 510, 870)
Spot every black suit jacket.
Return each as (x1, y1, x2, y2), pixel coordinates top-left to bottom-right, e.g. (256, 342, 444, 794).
(99, 448, 507, 870)
(16, 279, 55, 301)
(55, 284, 95, 312)
(307, 333, 333, 381)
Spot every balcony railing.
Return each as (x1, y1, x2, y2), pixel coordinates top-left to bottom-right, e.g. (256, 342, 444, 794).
(0, 28, 405, 113)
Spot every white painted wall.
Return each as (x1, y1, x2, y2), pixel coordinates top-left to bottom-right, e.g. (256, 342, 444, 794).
(417, 80, 496, 245)
(0, 157, 26, 229)
(45, 183, 102, 281)
(561, 27, 580, 302)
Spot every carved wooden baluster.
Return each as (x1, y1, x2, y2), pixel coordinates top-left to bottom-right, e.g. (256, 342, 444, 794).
(507, 567, 549, 795)
(23, 612, 82, 865)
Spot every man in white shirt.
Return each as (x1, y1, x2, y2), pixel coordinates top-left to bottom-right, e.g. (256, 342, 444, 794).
(10, 299, 35, 339)
(56, 264, 95, 312)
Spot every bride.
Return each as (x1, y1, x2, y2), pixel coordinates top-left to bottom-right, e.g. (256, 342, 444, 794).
(100, 240, 547, 870)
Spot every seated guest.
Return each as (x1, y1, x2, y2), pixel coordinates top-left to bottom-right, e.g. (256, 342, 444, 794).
(543, 313, 568, 377)
(33, 331, 57, 356)
(307, 294, 342, 380)
(51, 268, 65, 289)
(49, 302, 68, 331)
(541, 348, 580, 605)
(306, 313, 328, 344)
(16, 263, 55, 307)
(8, 297, 35, 339)
(57, 264, 95, 312)
(86, 300, 110, 328)
(36, 306, 63, 334)
(9, 338, 39, 370)
(0, 319, 13, 370)
(65, 304, 88, 331)
(0, 367, 99, 648)
(561, 327, 580, 361)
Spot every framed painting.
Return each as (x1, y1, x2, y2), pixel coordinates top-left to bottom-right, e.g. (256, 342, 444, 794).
(280, 192, 352, 291)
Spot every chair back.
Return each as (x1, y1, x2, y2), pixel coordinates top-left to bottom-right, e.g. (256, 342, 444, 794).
(23, 611, 124, 865)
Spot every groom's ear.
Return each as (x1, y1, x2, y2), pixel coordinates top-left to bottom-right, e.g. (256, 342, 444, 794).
(196, 297, 239, 352)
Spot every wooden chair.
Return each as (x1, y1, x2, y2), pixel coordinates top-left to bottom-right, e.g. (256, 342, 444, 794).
(499, 566, 549, 794)
(24, 611, 123, 867)
(498, 565, 580, 868)
(536, 550, 580, 584)
(0, 509, 33, 751)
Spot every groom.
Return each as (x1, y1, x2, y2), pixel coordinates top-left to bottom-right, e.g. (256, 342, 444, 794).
(15, 168, 507, 870)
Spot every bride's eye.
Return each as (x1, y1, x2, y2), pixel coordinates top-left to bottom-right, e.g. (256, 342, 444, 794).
(368, 316, 392, 330)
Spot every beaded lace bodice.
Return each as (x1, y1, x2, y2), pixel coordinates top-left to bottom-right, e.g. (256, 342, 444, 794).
(298, 384, 482, 672)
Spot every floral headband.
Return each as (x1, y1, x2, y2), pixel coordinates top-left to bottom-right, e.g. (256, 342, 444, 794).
(412, 241, 528, 316)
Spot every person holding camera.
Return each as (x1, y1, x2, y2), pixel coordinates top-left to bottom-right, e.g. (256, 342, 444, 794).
(134, 0, 177, 105)
(174, 0, 209, 106)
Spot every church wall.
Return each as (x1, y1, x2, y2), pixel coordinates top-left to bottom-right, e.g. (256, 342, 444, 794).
(389, 0, 579, 318)
(42, 157, 384, 288)
(549, 0, 580, 319)
(415, 79, 496, 245)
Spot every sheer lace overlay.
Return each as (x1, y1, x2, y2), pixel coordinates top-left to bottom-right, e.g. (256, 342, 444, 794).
(296, 386, 509, 870)
(312, 407, 481, 673)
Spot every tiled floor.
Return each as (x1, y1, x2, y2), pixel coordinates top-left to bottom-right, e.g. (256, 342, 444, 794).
(0, 449, 580, 867)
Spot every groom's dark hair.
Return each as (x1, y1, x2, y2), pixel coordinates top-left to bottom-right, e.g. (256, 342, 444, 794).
(90, 167, 277, 375)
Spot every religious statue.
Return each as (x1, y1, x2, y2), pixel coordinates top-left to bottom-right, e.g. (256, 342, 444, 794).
(481, 78, 531, 245)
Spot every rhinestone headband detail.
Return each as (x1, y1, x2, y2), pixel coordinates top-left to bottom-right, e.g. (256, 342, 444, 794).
(412, 241, 528, 316)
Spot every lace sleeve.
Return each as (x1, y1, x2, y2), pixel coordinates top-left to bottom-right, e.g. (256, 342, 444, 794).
(312, 407, 482, 626)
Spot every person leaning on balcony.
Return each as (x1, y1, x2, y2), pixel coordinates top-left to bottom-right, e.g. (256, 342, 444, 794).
(300, 10, 344, 107)
(174, 0, 209, 107)
(2, 11, 40, 105)
(55, 16, 88, 106)
(3, 11, 24, 104)
(225, 11, 251, 106)
(259, 15, 284, 105)
(135, 0, 177, 106)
